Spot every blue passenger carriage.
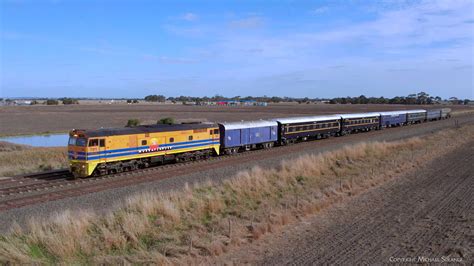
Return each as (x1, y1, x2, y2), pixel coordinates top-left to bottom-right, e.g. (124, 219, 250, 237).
(441, 108, 451, 119)
(218, 120, 278, 154)
(426, 109, 442, 121)
(273, 115, 342, 144)
(379, 111, 407, 128)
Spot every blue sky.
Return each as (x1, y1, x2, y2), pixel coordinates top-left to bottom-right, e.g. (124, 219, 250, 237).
(1, 0, 473, 99)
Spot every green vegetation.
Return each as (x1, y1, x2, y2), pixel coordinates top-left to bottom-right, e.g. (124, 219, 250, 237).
(0, 126, 471, 264)
(44, 99, 59, 105)
(60, 98, 79, 105)
(125, 119, 141, 127)
(143, 92, 471, 105)
(157, 117, 175, 125)
(144, 95, 166, 102)
(126, 99, 139, 104)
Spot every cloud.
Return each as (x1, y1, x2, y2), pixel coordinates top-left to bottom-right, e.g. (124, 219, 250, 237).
(142, 54, 198, 64)
(452, 65, 472, 70)
(229, 17, 264, 29)
(162, 24, 207, 37)
(180, 13, 198, 21)
(310, 6, 329, 15)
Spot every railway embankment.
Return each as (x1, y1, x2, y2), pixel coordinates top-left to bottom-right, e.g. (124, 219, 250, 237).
(0, 123, 472, 264)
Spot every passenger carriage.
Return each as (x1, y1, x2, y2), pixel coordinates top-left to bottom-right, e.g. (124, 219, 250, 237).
(273, 115, 342, 144)
(340, 113, 381, 135)
(441, 108, 451, 119)
(218, 120, 278, 154)
(68, 123, 220, 178)
(426, 109, 442, 121)
(406, 109, 427, 124)
(379, 111, 407, 128)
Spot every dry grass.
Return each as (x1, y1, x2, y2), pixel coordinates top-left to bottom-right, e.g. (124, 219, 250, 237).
(0, 142, 67, 177)
(452, 108, 474, 116)
(0, 125, 472, 264)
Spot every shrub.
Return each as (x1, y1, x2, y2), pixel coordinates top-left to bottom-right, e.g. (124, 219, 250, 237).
(45, 100, 59, 105)
(61, 98, 79, 105)
(157, 117, 175, 125)
(126, 119, 140, 127)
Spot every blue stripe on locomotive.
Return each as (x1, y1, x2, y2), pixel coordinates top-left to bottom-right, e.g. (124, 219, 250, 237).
(218, 124, 278, 148)
(380, 114, 406, 126)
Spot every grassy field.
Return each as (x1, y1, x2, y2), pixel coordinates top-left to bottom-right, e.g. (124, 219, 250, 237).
(0, 125, 472, 264)
(0, 142, 67, 177)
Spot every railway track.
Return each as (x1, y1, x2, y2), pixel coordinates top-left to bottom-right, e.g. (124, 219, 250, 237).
(0, 116, 471, 212)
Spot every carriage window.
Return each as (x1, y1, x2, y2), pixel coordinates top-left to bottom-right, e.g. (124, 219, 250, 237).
(188, 135, 193, 141)
(169, 137, 174, 143)
(88, 139, 99, 147)
(141, 140, 147, 145)
(213, 129, 219, 134)
(100, 139, 105, 147)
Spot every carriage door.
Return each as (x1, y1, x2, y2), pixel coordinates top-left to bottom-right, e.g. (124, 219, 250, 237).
(98, 138, 107, 162)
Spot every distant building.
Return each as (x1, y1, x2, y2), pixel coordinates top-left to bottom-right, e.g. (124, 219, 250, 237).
(14, 100, 32, 106)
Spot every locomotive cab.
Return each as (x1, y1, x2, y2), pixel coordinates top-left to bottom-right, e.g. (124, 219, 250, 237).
(68, 129, 102, 178)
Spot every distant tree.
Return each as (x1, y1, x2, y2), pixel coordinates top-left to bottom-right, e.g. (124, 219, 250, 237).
(133, 99, 139, 103)
(127, 99, 132, 104)
(270, 96, 283, 103)
(416, 91, 430, 105)
(46, 99, 59, 105)
(449, 97, 459, 104)
(157, 117, 175, 124)
(144, 95, 166, 102)
(125, 119, 140, 127)
(30, 100, 39, 105)
(61, 98, 79, 105)
(463, 99, 470, 105)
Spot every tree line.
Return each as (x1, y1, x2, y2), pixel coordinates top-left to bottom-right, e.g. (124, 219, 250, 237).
(143, 92, 471, 105)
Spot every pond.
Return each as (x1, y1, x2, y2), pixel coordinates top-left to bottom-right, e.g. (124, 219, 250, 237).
(0, 133, 69, 147)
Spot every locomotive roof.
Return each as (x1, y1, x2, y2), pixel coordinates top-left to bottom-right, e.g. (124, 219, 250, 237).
(339, 112, 382, 119)
(79, 123, 217, 137)
(272, 115, 342, 124)
(219, 120, 278, 130)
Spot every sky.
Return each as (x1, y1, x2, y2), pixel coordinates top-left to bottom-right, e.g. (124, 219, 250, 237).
(0, 0, 473, 99)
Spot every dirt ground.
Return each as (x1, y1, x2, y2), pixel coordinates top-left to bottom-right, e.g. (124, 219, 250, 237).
(0, 103, 470, 136)
(214, 141, 473, 264)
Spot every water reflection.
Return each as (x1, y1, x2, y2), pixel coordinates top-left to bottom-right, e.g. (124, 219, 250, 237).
(0, 134, 68, 147)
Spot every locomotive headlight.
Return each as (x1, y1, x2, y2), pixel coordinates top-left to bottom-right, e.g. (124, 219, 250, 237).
(82, 165, 85, 168)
